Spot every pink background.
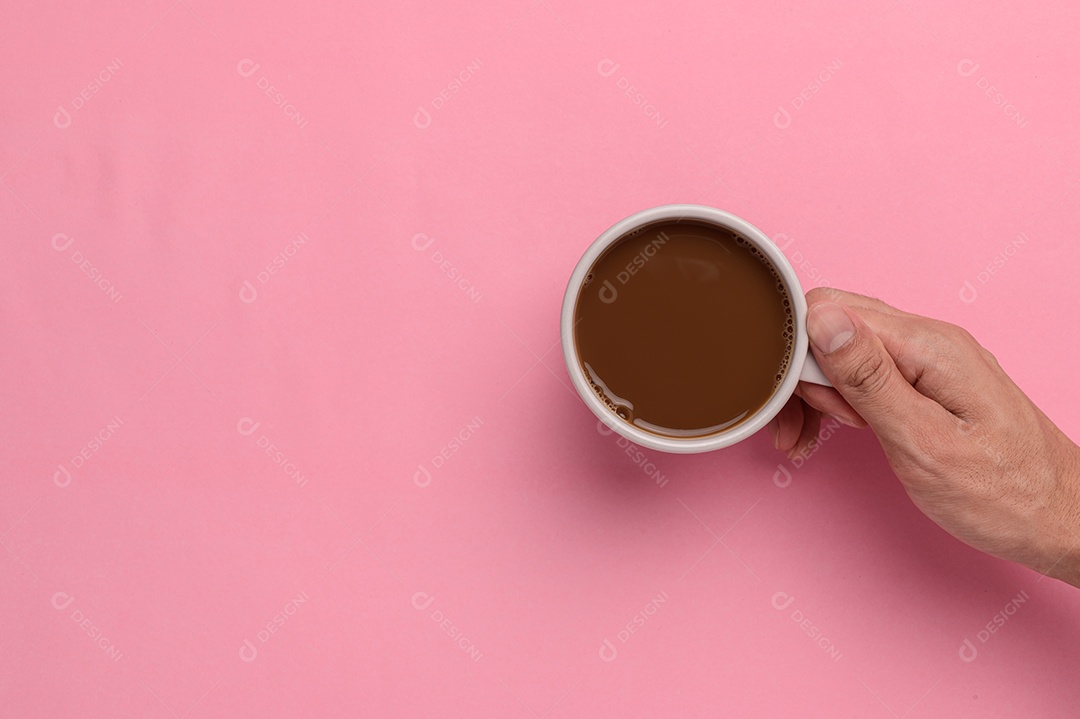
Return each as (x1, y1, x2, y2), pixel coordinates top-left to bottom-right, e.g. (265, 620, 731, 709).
(4, 1, 1080, 716)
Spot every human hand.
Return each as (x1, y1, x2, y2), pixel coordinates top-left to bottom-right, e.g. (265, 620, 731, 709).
(767, 288, 1080, 586)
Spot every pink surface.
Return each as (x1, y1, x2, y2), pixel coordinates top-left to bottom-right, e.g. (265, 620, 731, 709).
(4, 1, 1080, 716)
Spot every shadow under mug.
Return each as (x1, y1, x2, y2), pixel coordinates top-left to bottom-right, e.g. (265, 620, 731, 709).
(561, 204, 831, 454)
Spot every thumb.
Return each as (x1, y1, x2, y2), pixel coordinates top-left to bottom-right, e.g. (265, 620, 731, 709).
(805, 301, 939, 437)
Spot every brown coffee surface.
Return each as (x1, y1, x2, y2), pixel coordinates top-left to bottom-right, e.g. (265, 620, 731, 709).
(574, 220, 793, 437)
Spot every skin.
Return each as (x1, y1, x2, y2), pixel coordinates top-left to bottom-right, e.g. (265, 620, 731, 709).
(766, 288, 1080, 587)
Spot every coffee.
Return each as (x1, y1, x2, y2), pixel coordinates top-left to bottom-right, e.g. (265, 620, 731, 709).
(573, 220, 794, 438)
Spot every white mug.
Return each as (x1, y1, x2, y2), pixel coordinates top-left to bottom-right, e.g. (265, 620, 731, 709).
(561, 204, 831, 454)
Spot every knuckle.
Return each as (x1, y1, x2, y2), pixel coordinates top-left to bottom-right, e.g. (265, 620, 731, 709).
(924, 320, 985, 365)
(933, 320, 1001, 369)
(981, 346, 1002, 369)
(952, 325, 978, 347)
(842, 347, 892, 397)
(928, 319, 958, 340)
(934, 320, 976, 347)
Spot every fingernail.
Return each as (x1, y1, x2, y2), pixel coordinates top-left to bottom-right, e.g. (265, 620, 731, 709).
(827, 413, 858, 428)
(807, 303, 856, 355)
(766, 419, 779, 449)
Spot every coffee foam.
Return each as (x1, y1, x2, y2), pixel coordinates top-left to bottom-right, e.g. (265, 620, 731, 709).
(583, 364, 635, 423)
(735, 234, 794, 390)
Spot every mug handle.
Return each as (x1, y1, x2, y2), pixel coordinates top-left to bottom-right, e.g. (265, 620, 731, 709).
(799, 352, 832, 386)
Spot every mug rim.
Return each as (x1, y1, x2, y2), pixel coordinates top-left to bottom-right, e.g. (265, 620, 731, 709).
(560, 204, 810, 453)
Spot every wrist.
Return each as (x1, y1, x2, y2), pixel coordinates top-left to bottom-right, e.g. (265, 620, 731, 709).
(1036, 441, 1080, 587)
